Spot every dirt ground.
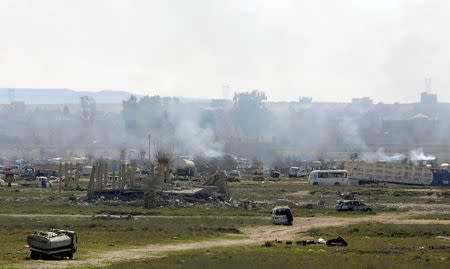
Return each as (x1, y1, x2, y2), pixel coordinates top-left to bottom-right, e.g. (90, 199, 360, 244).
(15, 211, 450, 269)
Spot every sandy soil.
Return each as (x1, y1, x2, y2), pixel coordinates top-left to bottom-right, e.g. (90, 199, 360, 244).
(15, 212, 450, 269)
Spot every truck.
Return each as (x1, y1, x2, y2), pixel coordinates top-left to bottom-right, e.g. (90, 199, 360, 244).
(309, 170, 350, 185)
(27, 229, 77, 259)
(344, 161, 450, 187)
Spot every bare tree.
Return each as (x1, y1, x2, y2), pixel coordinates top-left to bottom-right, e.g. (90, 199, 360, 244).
(80, 96, 96, 124)
(155, 149, 173, 184)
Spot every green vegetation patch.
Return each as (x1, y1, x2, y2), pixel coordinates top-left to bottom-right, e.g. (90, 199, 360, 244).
(405, 213, 450, 220)
(106, 223, 450, 269)
(308, 222, 450, 238)
(0, 215, 265, 267)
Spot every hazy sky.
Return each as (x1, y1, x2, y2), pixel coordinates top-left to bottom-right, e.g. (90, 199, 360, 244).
(1, 0, 449, 103)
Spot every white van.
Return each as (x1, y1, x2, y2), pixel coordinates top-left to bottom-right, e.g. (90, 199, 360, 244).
(288, 167, 300, 178)
(308, 170, 349, 185)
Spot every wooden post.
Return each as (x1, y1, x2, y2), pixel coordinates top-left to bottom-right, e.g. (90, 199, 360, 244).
(87, 164, 96, 200)
(147, 164, 155, 190)
(125, 163, 131, 190)
(69, 163, 73, 189)
(64, 163, 69, 190)
(159, 164, 164, 186)
(117, 167, 121, 190)
(97, 162, 102, 191)
(130, 163, 136, 190)
(58, 163, 62, 192)
(94, 162, 98, 191)
(75, 163, 80, 186)
(104, 162, 109, 188)
(112, 171, 116, 190)
(121, 163, 126, 191)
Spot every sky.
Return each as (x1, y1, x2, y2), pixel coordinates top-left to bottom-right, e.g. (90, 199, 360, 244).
(0, 0, 449, 103)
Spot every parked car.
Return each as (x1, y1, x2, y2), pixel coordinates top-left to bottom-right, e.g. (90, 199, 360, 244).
(335, 200, 373, 212)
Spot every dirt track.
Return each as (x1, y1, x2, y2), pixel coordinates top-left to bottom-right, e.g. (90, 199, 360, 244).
(15, 212, 450, 269)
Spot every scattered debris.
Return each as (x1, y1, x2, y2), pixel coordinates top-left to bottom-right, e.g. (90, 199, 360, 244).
(253, 176, 265, 181)
(326, 236, 348, 246)
(335, 200, 373, 212)
(203, 170, 229, 199)
(317, 238, 326, 244)
(92, 214, 133, 220)
(435, 236, 450, 241)
(338, 191, 356, 200)
(296, 240, 316, 245)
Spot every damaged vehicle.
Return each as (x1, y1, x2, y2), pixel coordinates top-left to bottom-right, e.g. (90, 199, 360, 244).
(227, 170, 241, 182)
(288, 167, 306, 178)
(272, 206, 293, 225)
(27, 229, 77, 259)
(335, 200, 373, 212)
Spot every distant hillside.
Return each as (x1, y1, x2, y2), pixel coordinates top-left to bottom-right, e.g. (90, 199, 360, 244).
(0, 88, 138, 104)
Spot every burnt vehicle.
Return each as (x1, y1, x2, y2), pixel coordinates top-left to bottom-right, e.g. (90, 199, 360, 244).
(253, 170, 265, 181)
(227, 170, 241, 182)
(272, 206, 293, 225)
(270, 170, 280, 178)
(335, 200, 372, 212)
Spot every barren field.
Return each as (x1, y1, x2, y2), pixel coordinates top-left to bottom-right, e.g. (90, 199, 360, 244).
(0, 176, 449, 268)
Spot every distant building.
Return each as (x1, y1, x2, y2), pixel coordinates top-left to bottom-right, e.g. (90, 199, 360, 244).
(351, 97, 373, 106)
(420, 92, 437, 104)
(381, 113, 437, 144)
(298, 97, 312, 104)
(210, 99, 231, 108)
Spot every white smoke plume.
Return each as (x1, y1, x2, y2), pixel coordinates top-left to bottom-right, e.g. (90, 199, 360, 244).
(409, 148, 436, 161)
(361, 148, 405, 163)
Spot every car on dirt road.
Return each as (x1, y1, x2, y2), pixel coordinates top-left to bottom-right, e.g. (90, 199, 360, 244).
(335, 200, 373, 212)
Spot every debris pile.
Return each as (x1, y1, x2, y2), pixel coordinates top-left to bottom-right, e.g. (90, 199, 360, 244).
(263, 236, 348, 248)
(92, 214, 133, 220)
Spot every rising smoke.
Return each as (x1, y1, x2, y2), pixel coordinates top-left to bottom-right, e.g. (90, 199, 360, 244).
(0, 90, 447, 166)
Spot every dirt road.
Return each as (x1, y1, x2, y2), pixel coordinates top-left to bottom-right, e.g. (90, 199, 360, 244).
(16, 212, 450, 268)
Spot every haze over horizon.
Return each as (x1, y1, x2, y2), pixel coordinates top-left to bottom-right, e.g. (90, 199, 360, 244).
(1, 0, 449, 103)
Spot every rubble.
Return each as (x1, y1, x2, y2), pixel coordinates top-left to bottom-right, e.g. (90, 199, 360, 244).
(92, 214, 133, 220)
(326, 236, 348, 246)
